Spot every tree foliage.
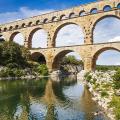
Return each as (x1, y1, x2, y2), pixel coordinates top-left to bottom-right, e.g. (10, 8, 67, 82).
(61, 55, 83, 65)
(0, 41, 30, 68)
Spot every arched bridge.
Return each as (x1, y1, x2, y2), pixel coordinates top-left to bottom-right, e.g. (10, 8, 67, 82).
(0, 0, 120, 72)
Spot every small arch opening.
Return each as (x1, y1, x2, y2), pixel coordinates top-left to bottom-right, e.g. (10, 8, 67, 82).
(21, 23, 26, 28)
(3, 28, 7, 32)
(52, 16, 57, 22)
(60, 15, 66, 20)
(79, 10, 86, 16)
(36, 20, 40, 25)
(90, 8, 98, 14)
(28, 22, 33, 27)
(69, 12, 76, 18)
(117, 3, 120, 9)
(15, 25, 19, 29)
(43, 18, 48, 23)
(103, 5, 112, 12)
(9, 26, 13, 30)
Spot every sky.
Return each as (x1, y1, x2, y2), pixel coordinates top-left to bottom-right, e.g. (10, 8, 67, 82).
(0, 0, 120, 65)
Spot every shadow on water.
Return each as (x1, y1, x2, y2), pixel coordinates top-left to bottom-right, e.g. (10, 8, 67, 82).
(0, 75, 107, 120)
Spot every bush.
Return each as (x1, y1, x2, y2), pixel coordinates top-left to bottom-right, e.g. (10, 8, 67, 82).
(113, 69, 120, 81)
(31, 64, 48, 76)
(0, 41, 30, 68)
(0, 68, 24, 77)
(84, 72, 92, 82)
(112, 68, 120, 89)
(101, 91, 109, 97)
(96, 65, 120, 71)
(110, 96, 120, 120)
(37, 64, 48, 76)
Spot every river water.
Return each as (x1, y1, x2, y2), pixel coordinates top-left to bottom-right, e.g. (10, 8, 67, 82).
(0, 75, 107, 120)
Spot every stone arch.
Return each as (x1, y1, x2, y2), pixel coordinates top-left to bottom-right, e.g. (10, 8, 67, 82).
(31, 52, 46, 64)
(9, 26, 13, 30)
(3, 27, 7, 32)
(90, 8, 98, 14)
(28, 27, 48, 48)
(92, 15, 120, 43)
(52, 50, 83, 71)
(28, 22, 33, 27)
(117, 3, 120, 9)
(51, 16, 57, 22)
(15, 25, 19, 29)
(69, 12, 76, 18)
(43, 18, 48, 23)
(60, 14, 66, 20)
(92, 47, 120, 70)
(9, 31, 24, 45)
(36, 20, 40, 25)
(21, 23, 26, 28)
(103, 5, 112, 12)
(79, 10, 86, 16)
(53, 22, 84, 47)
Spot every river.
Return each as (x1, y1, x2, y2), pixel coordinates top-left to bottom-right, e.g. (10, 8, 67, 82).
(0, 75, 107, 120)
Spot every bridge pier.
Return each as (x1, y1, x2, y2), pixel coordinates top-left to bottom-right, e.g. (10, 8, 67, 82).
(84, 57, 93, 72)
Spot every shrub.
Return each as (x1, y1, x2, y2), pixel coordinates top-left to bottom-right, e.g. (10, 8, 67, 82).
(36, 64, 48, 76)
(84, 72, 92, 82)
(0, 41, 30, 68)
(113, 69, 120, 81)
(110, 96, 120, 120)
(0, 68, 24, 77)
(112, 68, 120, 89)
(101, 91, 109, 97)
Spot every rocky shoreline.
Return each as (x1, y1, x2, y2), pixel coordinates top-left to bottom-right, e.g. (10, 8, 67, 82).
(78, 70, 117, 120)
(87, 81, 115, 120)
(0, 75, 49, 81)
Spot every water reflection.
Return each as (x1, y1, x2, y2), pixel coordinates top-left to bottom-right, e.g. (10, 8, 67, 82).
(0, 76, 106, 120)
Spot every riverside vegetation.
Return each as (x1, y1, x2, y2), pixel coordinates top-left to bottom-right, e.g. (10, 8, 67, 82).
(84, 67, 120, 120)
(0, 41, 48, 78)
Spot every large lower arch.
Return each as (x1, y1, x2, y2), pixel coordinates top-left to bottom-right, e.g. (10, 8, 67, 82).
(52, 50, 83, 71)
(92, 47, 120, 70)
(53, 22, 84, 47)
(10, 32, 24, 45)
(28, 28, 48, 49)
(31, 52, 46, 64)
(92, 15, 120, 44)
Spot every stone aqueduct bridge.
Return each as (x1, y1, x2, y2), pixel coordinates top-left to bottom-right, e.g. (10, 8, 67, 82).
(0, 0, 120, 72)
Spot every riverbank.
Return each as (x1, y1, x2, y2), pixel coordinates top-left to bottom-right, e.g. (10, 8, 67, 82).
(83, 70, 120, 120)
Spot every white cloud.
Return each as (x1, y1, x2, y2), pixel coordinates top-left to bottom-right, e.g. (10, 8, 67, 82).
(94, 17, 120, 43)
(56, 24, 84, 47)
(0, 7, 54, 24)
(4, 7, 53, 47)
(108, 36, 120, 42)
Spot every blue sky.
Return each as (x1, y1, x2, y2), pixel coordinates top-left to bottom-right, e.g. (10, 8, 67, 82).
(0, 0, 120, 66)
(0, 0, 96, 13)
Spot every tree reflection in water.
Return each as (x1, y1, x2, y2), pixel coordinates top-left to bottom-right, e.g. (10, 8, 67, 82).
(0, 76, 106, 120)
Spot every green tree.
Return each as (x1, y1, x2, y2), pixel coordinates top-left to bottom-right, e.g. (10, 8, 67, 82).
(61, 55, 83, 65)
(0, 41, 29, 68)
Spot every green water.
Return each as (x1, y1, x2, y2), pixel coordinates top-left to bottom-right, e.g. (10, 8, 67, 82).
(0, 76, 107, 120)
